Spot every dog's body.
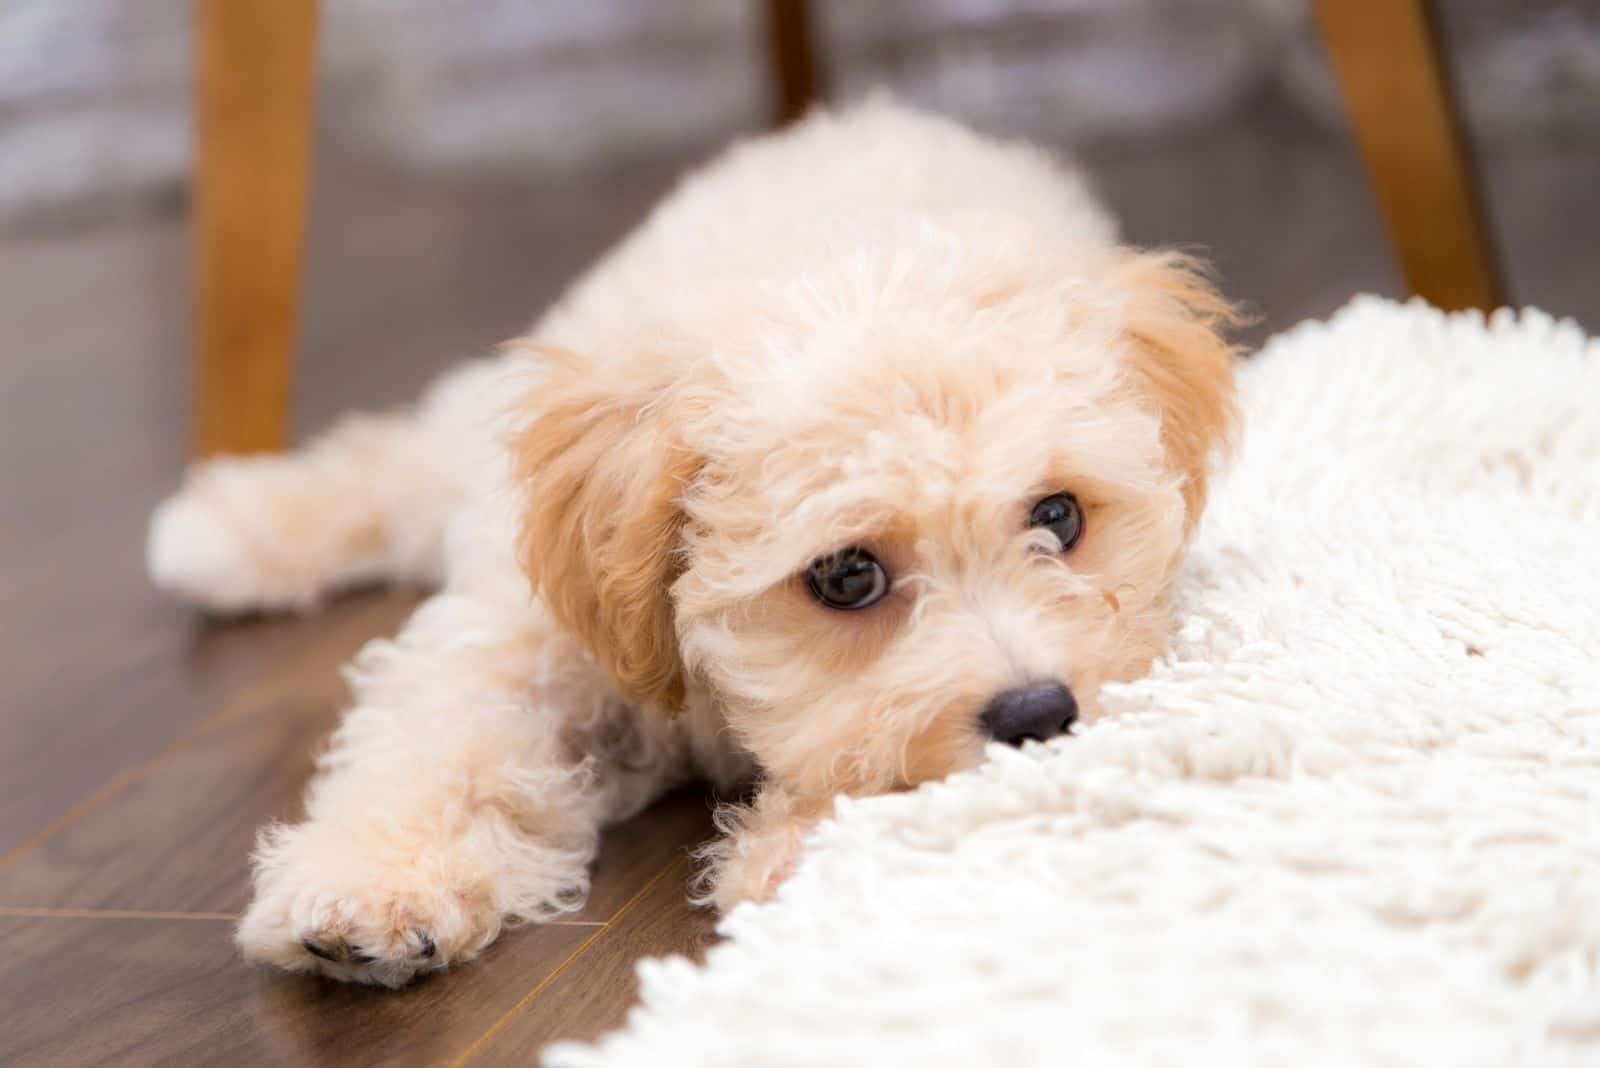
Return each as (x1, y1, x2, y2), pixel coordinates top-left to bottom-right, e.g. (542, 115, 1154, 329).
(149, 102, 1238, 986)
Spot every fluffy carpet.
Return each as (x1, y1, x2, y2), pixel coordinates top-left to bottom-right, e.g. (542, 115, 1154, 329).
(546, 297, 1600, 1067)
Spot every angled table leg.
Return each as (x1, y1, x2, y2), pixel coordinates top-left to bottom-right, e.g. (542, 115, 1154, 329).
(1314, 0, 1506, 312)
(763, 0, 825, 126)
(192, 0, 319, 457)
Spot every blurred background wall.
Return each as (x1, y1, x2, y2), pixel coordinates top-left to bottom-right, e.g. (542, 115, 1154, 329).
(3, 0, 1598, 226)
(4, 0, 1599, 445)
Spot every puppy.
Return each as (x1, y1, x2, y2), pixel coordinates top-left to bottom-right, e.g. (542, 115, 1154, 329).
(149, 101, 1238, 987)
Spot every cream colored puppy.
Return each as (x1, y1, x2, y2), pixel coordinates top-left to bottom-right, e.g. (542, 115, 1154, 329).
(149, 101, 1238, 987)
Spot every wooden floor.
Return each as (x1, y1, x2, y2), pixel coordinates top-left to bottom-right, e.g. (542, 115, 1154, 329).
(1, 97, 1595, 1067)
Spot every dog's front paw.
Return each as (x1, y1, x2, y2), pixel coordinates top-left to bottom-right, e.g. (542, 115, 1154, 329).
(701, 798, 819, 912)
(238, 825, 502, 987)
(714, 833, 805, 910)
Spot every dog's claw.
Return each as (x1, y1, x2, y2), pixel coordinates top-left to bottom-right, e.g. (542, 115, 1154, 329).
(300, 930, 437, 974)
(301, 938, 344, 963)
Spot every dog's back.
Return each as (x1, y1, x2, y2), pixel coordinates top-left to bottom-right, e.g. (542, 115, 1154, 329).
(148, 102, 1118, 615)
(539, 99, 1116, 356)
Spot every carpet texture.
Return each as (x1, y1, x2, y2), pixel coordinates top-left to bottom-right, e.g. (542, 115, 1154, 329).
(547, 297, 1600, 1067)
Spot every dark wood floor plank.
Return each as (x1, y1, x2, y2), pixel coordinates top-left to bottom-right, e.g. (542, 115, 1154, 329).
(462, 858, 720, 1064)
(0, 583, 401, 856)
(0, 688, 353, 915)
(570, 788, 717, 923)
(0, 572, 415, 858)
(0, 914, 594, 1068)
(0, 592, 420, 910)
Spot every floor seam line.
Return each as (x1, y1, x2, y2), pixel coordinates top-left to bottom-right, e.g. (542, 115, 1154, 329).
(449, 857, 686, 1066)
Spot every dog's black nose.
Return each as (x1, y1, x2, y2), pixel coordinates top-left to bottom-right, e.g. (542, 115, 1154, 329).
(981, 682, 1078, 746)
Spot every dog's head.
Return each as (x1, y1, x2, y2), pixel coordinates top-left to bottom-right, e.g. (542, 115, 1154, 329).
(512, 249, 1238, 802)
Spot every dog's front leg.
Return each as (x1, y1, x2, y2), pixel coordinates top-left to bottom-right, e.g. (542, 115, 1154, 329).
(699, 785, 834, 911)
(235, 591, 691, 986)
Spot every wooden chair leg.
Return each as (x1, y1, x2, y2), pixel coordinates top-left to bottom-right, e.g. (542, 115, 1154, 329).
(763, 0, 825, 126)
(1314, 0, 1506, 312)
(192, 0, 319, 457)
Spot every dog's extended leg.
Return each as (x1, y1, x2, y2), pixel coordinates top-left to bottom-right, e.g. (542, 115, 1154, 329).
(147, 358, 504, 614)
(698, 784, 834, 911)
(236, 590, 699, 986)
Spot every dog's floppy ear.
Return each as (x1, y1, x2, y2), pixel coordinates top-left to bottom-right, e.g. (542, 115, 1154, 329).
(1113, 251, 1242, 536)
(508, 343, 699, 714)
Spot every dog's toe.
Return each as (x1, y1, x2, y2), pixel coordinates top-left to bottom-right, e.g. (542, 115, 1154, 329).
(300, 937, 348, 963)
(238, 839, 501, 987)
(294, 930, 439, 987)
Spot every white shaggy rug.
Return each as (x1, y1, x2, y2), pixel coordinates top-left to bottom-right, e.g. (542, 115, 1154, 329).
(547, 297, 1600, 1068)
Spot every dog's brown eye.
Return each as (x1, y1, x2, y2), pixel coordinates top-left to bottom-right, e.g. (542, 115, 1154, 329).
(805, 548, 888, 610)
(1029, 492, 1084, 552)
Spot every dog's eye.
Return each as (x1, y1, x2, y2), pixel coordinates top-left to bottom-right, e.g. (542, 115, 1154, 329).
(805, 548, 889, 610)
(1029, 492, 1085, 552)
